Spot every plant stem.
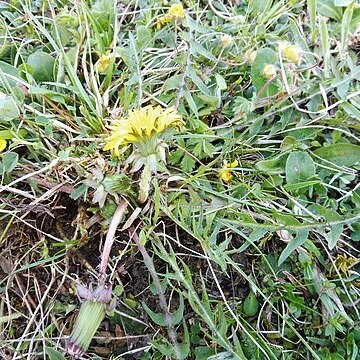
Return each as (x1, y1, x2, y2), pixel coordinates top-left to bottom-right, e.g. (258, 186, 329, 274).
(129, 226, 181, 360)
(99, 200, 128, 284)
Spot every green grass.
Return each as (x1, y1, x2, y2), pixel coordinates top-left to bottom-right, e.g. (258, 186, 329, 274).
(0, 0, 360, 359)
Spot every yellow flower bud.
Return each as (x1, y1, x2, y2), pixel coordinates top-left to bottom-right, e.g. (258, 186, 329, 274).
(245, 49, 257, 63)
(96, 53, 111, 73)
(168, 3, 185, 19)
(220, 34, 233, 48)
(262, 64, 277, 79)
(283, 43, 302, 64)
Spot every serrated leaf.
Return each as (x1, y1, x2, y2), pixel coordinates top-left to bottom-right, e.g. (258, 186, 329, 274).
(286, 151, 315, 184)
(142, 295, 184, 326)
(313, 143, 360, 167)
(278, 229, 309, 265)
(180, 154, 196, 172)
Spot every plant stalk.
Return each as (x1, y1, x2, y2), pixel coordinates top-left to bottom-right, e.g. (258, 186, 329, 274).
(129, 226, 181, 360)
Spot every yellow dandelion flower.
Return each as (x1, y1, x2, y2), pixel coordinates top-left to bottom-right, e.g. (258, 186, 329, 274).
(219, 159, 238, 183)
(283, 43, 302, 64)
(168, 3, 185, 19)
(262, 64, 277, 79)
(104, 105, 182, 156)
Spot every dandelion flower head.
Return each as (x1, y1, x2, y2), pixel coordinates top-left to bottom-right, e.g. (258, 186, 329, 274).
(104, 105, 182, 156)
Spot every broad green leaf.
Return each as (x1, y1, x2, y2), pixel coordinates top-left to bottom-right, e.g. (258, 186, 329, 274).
(251, 48, 280, 98)
(27, 52, 55, 82)
(3, 151, 18, 172)
(313, 143, 360, 167)
(285, 151, 315, 184)
(278, 229, 309, 265)
(243, 290, 259, 317)
(0, 92, 20, 120)
(163, 75, 183, 93)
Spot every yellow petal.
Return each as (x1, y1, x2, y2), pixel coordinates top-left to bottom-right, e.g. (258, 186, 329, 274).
(0, 139, 6, 152)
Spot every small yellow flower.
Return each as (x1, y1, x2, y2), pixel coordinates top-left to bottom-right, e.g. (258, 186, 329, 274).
(104, 105, 182, 156)
(245, 49, 257, 63)
(0, 139, 6, 152)
(96, 53, 111, 73)
(156, 15, 169, 29)
(283, 43, 302, 64)
(219, 159, 238, 183)
(220, 34, 233, 48)
(262, 64, 277, 79)
(168, 3, 185, 19)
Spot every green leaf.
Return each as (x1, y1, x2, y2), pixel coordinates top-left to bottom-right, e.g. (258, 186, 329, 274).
(0, 92, 20, 120)
(180, 154, 196, 172)
(285, 151, 315, 184)
(318, 0, 343, 21)
(183, 87, 199, 117)
(188, 68, 212, 97)
(313, 143, 360, 167)
(307, 0, 317, 42)
(251, 48, 280, 98)
(69, 184, 88, 200)
(278, 229, 309, 265)
(341, 1, 355, 52)
(215, 74, 227, 90)
(26, 52, 55, 82)
(45, 347, 66, 360)
(142, 295, 184, 326)
(243, 290, 259, 317)
(3, 151, 18, 173)
(163, 75, 183, 93)
(256, 153, 288, 175)
(334, 0, 353, 6)
(191, 42, 217, 62)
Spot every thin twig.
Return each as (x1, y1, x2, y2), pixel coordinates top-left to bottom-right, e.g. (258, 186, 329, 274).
(129, 226, 181, 360)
